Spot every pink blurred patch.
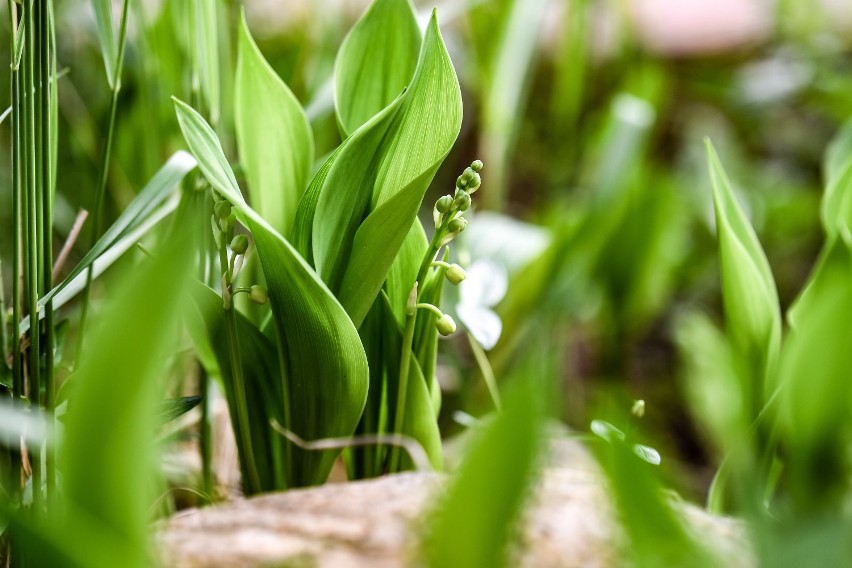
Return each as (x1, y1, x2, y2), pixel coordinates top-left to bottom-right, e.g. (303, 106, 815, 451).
(630, 0, 774, 56)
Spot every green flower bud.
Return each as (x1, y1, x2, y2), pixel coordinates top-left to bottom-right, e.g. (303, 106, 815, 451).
(436, 313, 457, 336)
(456, 175, 467, 190)
(446, 263, 466, 285)
(466, 172, 481, 193)
(451, 188, 471, 211)
(249, 285, 269, 304)
(447, 217, 467, 234)
(435, 195, 453, 213)
(230, 234, 249, 255)
(470, 159, 484, 172)
(214, 201, 232, 220)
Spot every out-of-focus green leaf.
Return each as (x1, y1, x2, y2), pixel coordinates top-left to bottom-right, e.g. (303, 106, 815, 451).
(60, 220, 195, 568)
(594, 417, 714, 568)
(821, 119, 852, 238)
(235, 11, 313, 237)
(334, 0, 421, 136)
(18, 152, 196, 337)
(38, 151, 196, 308)
(780, 234, 852, 515)
(425, 374, 545, 568)
(472, 0, 549, 209)
(156, 396, 203, 425)
(174, 98, 369, 486)
(195, 0, 221, 124)
(91, 0, 118, 87)
(706, 140, 781, 399)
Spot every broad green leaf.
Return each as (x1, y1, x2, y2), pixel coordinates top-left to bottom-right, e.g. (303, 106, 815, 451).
(334, 0, 421, 136)
(310, 12, 461, 326)
(706, 140, 781, 397)
(61, 220, 195, 568)
(236, 11, 313, 237)
(312, 97, 404, 292)
(779, 234, 852, 514)
(335, 166, 431, 326)
(371, 13, 462, 208)
(821, 119, 852, 237)
(174, 98, 369, 486)
(91, 0, 118, 87)
(384, 219, 428, 328)
(425, 374, 545, 568)
(292, 141, 346, 260)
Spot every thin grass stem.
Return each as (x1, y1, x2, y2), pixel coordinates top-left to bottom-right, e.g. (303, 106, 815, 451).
(76, 0, 130, 365)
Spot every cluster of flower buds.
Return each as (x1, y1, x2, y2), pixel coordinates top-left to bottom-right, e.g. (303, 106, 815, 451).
(413, 160, 484, 336)
(211, 198, 268, 310)
(432, 160, 483, 246)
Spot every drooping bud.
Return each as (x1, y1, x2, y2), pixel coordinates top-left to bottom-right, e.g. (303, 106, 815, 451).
(230, 234, 249, 255)
(446, 263, 466, 285)
(448, 217, 468, 234)
(435, 195, 453, 213)
(470, 159, 484, 172)
(456, 175, 466, 190)
(436, 313, 457, 336)
(249, 285, 269, 304)
(465, 172, 481, 193)
(214, 201, 232, 220)
(451, 188, 469, 211)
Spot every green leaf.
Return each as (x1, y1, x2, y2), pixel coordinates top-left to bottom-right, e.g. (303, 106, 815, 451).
(425, 374, 545, 568)
(174, 98, 369, 486)
(91, 0, 118, 87)
(156, 396, 203, 425)
(376, 293, 443, 469)
(821, 119, 852, 238)
(309, 11, 462, 326)
(311, 97, 404, 293)
(334, 0, 421, 136)
(61, 220, 196, 568)
(235, 11, 314, 237)
(779, 234, 852, 514)
(706, 140, 781, 398)
(195, 0, 221, 124)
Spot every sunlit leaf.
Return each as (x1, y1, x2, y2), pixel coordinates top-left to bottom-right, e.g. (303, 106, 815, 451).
(236, 11, 313, 237)
(309, 12, 462, 327)
(174, 98, 369, 486)
(334, 0, 421, 136)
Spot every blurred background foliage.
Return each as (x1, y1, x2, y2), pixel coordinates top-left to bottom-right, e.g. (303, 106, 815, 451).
(2, 0, 851, 506)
